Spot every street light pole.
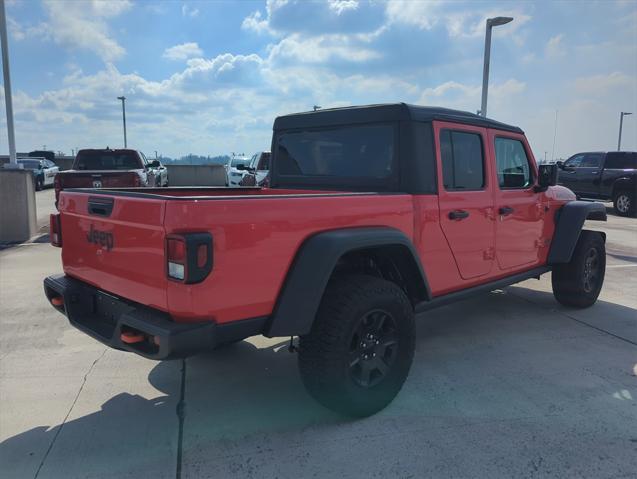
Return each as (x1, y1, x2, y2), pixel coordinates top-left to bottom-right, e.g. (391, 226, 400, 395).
(617, 112, 632, 151)
(480, 16, 513, 117)
(117, 96, 127, 148)
(0, 0, 17, 166)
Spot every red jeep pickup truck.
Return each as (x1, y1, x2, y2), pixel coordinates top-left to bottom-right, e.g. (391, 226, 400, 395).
(45, 104, 606, 416)
(54, 148, 163, 206)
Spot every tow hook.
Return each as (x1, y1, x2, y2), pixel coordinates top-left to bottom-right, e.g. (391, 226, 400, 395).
(120, 331, 145, 344)
(50, 296, 64, 307)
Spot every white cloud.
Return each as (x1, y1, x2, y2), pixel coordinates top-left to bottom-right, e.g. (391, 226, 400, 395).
(546, 34, 566, 59)
(267, 34, 380, 64)
(163, 42, 204, 61)
(328, 0, 359, 15)
(36, 0, 132, 62)
(241, 10, 272, 34)
(7, 17, 26, 40)
(182, 4, 199, 18)
(574, 72, 634, 94)
(418, 79, 526, 111)
(385, 1, 531, 40)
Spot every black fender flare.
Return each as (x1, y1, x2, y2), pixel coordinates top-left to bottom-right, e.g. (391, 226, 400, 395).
(264, 227, 430, 337)
(548, 201, 606, 264)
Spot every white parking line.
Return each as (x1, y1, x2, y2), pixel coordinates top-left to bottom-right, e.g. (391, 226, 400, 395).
(607, 264, 637, 268)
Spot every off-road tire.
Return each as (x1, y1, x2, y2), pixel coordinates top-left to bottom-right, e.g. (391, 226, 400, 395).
(552, 231, 606, 308)
(298, 275, 415, 417)
(613, 190, 636, 217)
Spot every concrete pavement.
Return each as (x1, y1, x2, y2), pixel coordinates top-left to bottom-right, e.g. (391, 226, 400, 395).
(1, 212, 635, 478)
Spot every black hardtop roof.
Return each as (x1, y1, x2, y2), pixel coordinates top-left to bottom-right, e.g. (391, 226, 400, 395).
(273, 103, 523, 134)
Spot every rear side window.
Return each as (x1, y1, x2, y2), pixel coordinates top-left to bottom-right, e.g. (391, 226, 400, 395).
(440, 130, 484, 190)
(75, 151, 141, 170)
(495, 137, 533, 189)
(605, 152, 637, 169)
(277, 124, 394, 179)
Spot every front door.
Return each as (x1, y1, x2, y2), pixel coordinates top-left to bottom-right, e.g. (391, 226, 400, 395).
(489, 132, 545, 270)
(435, 122, 495, 280)
(575, 153, 604, 196)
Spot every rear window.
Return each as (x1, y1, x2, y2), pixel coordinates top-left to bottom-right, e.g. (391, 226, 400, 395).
(605, 152, 637, 169)
(231, 158, 251, 168)
(75, 151, 141, 170)
(276, 124, 394, 180)
(18, 160, 41, 169)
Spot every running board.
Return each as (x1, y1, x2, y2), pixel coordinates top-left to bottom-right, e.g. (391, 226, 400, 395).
(415, 266, 551, 314)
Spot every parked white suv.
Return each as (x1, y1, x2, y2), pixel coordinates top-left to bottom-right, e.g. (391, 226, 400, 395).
(226, 155, 251, 187)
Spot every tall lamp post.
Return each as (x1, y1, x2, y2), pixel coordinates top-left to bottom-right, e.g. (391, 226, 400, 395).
(0, 0, 17, 166)
(618, 112, 632, 151)
(117, 96, 127, 148)
(480, 16, 513, 117)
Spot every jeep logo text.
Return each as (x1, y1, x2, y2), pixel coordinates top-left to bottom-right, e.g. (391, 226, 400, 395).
(86, 224, 114, 251)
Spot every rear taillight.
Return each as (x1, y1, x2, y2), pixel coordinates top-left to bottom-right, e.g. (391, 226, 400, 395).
(132, 173, 142, 187)
(166, 233, 213, 284)
(167, 237, 186, 280)
(50, 213, 62, 247)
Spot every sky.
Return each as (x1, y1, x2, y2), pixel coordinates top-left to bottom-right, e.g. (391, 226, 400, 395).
(2, 0, 636, 159)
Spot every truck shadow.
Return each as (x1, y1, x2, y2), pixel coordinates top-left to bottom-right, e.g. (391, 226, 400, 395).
(170, 340, 344, 443)
(2, 288, 635, 477)
(0, 340, 343, 477)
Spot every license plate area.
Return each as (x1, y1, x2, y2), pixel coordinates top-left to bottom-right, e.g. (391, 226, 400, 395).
(70, 290, 134, 340)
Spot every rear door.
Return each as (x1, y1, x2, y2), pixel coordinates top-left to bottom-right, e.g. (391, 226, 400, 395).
(601, 152, 637, 198)
(434, 121, 495, 280)
(59, 192, 168, 310)
(489, 131, 545, 270)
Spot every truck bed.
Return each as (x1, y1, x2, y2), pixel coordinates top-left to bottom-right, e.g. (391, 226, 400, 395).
(57, 187, 415, 324)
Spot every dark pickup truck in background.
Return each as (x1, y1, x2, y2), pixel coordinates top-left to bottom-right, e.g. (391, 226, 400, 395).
(558, 151, 637, 217)
(54, 148, 165, 206)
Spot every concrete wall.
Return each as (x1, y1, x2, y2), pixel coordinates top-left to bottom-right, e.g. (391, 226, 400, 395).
(0, 169, 37, 243)
(165, 164, 227, 186)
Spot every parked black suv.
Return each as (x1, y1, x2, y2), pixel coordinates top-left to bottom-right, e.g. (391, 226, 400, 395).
(558, 151, 637, 217)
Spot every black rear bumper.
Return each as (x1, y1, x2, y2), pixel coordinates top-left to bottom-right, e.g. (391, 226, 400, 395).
(43, 274, 218, 360)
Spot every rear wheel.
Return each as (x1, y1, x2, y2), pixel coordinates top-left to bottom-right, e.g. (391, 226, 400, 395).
(298, 275, 415, 417)
(552, 231, 606, 308)
(613, 190, 635, 217)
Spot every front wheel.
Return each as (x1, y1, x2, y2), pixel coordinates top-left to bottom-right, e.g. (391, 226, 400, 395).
(613, 190, 636, 217)
(552, 231, 606, 308)
(298, 275, 415, 417)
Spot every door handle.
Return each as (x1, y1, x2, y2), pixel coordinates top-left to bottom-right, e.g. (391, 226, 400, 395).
(449, 210, 470, 220)
(499, 206, 514, 216)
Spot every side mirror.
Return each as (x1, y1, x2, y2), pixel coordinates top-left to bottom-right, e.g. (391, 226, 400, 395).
(235, 164, 246, 171)
(535, 164, 558, 192)
(148, 160, 161, 168)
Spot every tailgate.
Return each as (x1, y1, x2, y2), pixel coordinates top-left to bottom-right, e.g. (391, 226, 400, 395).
(59, 191, 168, 311)
(59, 171, 140, 189)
